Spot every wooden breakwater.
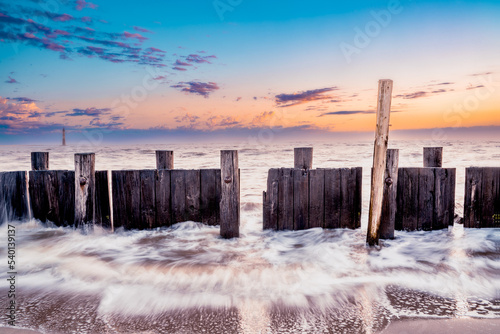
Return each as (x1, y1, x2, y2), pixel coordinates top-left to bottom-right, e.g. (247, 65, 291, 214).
(464, 167, 500, 228)
(263, 148, 362, 230)
(0, 150, 240, 238)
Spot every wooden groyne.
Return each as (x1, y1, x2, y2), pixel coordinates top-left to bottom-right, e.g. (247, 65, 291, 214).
(0, 150, 240, 238)
(464, 167, 500, 228)
(263, 148, 362, 230)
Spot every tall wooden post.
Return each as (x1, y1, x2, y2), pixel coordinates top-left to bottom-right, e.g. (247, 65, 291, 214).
(220, 150, 240, 238)
(379, 149, 399, 239)
(367, 79, 393, 246)
(156, 150, 174, 169)
(294, 147, 313, 169)
(74, 153, 95, 231)
(62, 128, 66, 146)
(31, 152, 49, 171)
(423, 147, 443, 167)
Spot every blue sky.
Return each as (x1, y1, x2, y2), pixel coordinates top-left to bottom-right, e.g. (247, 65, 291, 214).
(1, 0, 499, 143)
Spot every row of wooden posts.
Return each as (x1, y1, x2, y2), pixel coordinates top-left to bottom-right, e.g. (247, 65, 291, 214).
(0, 150, 240, 238)
(0, 147, 499, 240)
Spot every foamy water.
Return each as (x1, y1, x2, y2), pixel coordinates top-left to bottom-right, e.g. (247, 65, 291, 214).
(0, 140, 499, 333)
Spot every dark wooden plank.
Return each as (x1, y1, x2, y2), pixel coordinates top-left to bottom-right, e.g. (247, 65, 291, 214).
(201, 169, 219, 226)
(155, 169, 171, 227)
(267, 168, 279, 230)
(112, 170, 140, 229)
(156, 150, 174, 169)
(185, 169, 201, 222)
(418, 168, 435, 231)
(293, 168, 309, 230)
(74, 153, 96, 229)
(31, 152, 49, 170)
(464, 168, 482, 228)
(58, 170, 75, 227)
(140, 170, 156, 229)
(493, 168, 500, 228)
(263, 191, 270, 229)
(395, 168, 405, 231)
(171, 170, 187, 223)
(215, 169, 221, 225)
(278, 168, 294, 230)
(340, 168, 357, 229)
(95, 171, 111, 228)
(434, 168, 456, 230)
(481, 168, 500, 228)
(354, 167, 363, 229)
(380, 150, 398, 239)
(308, 169, 325, 228)
(294, 148, 313, 169)
(220, 150, 240, 238)
(0, 171, 30, 223)
(402, 168, 419, 231)
(29, 171, 60, 225)
(446, 168, 456, 227)
(423, 147, 443, 167)
(324, 168, 341, 229)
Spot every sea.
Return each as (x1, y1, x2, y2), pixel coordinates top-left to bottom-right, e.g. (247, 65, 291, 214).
(0, 139, 499, 333)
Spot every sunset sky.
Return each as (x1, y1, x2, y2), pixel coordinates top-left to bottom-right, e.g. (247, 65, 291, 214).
(1, 0, 499, 143)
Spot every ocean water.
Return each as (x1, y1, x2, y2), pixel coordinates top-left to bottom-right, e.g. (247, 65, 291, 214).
(0, 140, 499, 333)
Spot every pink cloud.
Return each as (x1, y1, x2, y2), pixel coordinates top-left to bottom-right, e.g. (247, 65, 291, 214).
(53, 14, 73, 22)
(133, 26, 152, 33)
(76, 0, 98, 11)
(123, 31, 147, 42)
(172, 66, 187, 71)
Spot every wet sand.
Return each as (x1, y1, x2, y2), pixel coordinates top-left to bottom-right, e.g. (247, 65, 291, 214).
(2, 318, 500, 334)
(379, 318, 500, 334)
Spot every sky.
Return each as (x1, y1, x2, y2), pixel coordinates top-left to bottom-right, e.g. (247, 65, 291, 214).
(1, 0, 499, 144)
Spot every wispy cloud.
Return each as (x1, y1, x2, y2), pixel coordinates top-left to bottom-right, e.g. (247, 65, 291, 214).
(65, 107, 112, 117)
(319, 110, 375, 116)
(275, 87, 339, 107)
(171, 81, 219, 98)
(75, 0, 98, 11)
(5, 76, 19, 84)
(133, 26, 152, 33)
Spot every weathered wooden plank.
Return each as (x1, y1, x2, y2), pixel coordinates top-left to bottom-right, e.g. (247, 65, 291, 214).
(278, 168, 294, 230)
(293, 168, 309, 230)
(74, 153, 95, 230)
(401, 168, 419, 231)
(446, 168, 456, 227)
(140, 170, 156, 229)
(267, 168, 279, 230)
(481, 168, 500, 228)
(367, 79, 393, 245)
(380, 149, 399, 239)
(324, 168, 341, 229)
(434, 168, 456, 230)
(0, 171, 30, 223)
(31, 152, 49, 171)
(294, 148, 313, 169)
(220, 150, 240, 238)
(112, 170, 140, 229)
(418, 168, 435, 231)
(354, 167, 363, 229)
(395, 168, 405, 231)
(263, 191, 270, 229)
(201, 169, 219, 226)
(185, 169, 201, 222)
(29, 171, 58, 224)
(57, 170, 75, 226)
(171, 170, 187, 223)
(308, 169, 325, 228)
(155, 169, 171, 227)
(156, 150, 174, 170)
(340, 168, 358, 229)
(95, 171, 111, 228)
(215, 169, 221, 225)
(464, 168, 483, 228)
(423, 147, 443, 168)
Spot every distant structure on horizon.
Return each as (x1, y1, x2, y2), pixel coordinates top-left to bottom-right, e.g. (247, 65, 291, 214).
(62, 128, 66, 146)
